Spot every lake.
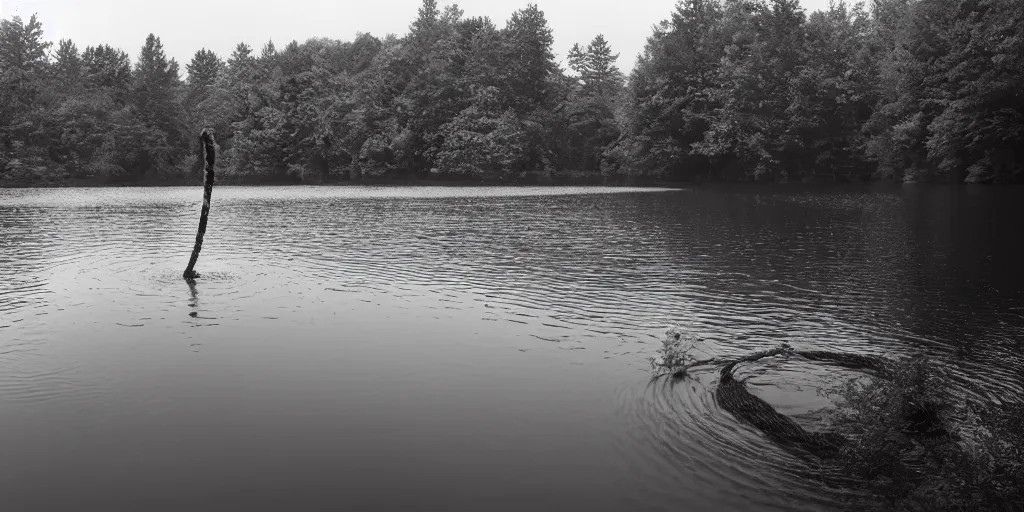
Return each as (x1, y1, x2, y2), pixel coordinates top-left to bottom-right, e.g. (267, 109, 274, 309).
(1, 185, 1022, 511)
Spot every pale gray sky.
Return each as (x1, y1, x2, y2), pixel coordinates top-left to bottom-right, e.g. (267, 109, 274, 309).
(2, 0, 837, 76)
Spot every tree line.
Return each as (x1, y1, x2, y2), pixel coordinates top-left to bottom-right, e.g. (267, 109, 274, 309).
(1, 0, 1021, 186)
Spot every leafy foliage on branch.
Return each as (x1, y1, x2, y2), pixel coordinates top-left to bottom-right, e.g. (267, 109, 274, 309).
(824, 356, 1023, 511)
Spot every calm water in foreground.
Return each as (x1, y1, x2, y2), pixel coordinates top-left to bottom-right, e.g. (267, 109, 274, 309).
(1, 185, 1022, 511)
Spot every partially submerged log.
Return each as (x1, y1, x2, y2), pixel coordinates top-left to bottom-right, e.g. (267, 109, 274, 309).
(669, 345, 891, 380)
(659, 342, 897, 455)
(716, 359, 846, 453)
(183, 128, 216, 280)
(669, 344, 796, 380)
(795, 350, 892, 375)
(653, 335, 1017, 508)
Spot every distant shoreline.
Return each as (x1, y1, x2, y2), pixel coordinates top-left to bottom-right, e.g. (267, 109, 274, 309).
(5, 177, 1011, 189)
(5, 180, 1013, 192)
(0, 178, 692, 189)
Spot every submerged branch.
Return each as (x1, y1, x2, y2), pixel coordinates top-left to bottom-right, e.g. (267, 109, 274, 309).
(649, 328, 1022, 509)
(662, 343, 797, 380)
(659, 343, 891, 381)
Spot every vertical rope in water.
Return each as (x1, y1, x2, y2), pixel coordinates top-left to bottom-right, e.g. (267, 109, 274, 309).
(183, 128, 216, 279)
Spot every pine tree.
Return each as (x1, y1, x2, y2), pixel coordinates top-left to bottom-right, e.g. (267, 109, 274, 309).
(502, 3, 557, 112)
(442, 4, 465, 25)
(227, 42, 254, 73)
(567, 43, 587, 77)
(135, 34, 180, 90)
(259, 39, 277, 65)
(560, 35, 624, 173)
(127, 33, 184, 178)
(0, 13, 53, 173)
(186, 48, 222, 88)
(0, 14, 52, 108)
(0, 14, 50, 76)
(133, 33, 181, 118)
(52, 39, 82, 90)
(410, 0, 440, 38)
(583, 34, 622, 98)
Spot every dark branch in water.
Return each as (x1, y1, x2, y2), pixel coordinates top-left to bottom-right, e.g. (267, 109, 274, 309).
(655, 339, 896, 454)
(669, 344, 796, 380)
(651, 327, 1021, 507)
(717, 357, 847, 453)
(668, 345, 891, 380)
(183, 128, 216, 280)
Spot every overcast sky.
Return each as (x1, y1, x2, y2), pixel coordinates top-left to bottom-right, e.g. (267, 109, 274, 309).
(2, 0, 837, 76)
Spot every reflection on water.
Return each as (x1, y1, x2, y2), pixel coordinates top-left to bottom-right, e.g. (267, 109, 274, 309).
(0, 185, 1021, 511)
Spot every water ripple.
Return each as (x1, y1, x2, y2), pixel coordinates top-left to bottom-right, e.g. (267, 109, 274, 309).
(0, 185, 1021, 511)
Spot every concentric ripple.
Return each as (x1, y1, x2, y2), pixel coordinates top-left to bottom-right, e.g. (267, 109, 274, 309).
(0, 184, 1021, 511)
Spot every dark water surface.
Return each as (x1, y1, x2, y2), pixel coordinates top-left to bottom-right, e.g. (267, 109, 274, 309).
(1, 185, 1022, 511)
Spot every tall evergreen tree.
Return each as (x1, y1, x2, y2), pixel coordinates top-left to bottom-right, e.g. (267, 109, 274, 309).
(0, 14, 51, 109)
(52, 39, 83, 90)
(186, 48, 223, 88)
(583, 34, 623, 98)
(227, 42, 255, 73)
(0, 14, 50, 77)
(0, 13, 52, 178)
(134, 34, 180, 95)
(608, 0, 726, 179)
(411, 0, 441, 39)
(259, 39, 278, 69)
(123, 34, 184, 178)
(501, 4, 557, 113)
(561, 34, 625, 172)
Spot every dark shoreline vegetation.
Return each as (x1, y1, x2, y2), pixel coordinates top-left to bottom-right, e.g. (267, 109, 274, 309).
(0, 172, 677, 188)
(2, 0, 1023, 188)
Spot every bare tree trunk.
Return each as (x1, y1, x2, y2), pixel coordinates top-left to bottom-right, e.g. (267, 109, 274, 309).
(183, 128, 216, 280)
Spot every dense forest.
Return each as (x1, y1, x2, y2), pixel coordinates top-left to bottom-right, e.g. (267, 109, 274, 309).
(1, 0, 1021, 186)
